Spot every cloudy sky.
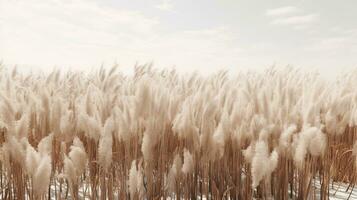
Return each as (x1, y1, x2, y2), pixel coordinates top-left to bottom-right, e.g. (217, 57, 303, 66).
(1, 0, 357, 77)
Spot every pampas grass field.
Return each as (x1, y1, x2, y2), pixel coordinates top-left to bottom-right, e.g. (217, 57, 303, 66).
(0, 65, 356, 200)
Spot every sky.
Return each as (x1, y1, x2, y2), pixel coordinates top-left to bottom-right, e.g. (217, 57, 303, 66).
(1, 0, 357, 78)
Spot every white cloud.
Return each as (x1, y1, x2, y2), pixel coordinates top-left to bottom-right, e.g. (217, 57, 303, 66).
(271, 14, 319, 26)
(266, 6, 319, 30)
(266, 6, 299, 16)
(155, 0, 174, 12)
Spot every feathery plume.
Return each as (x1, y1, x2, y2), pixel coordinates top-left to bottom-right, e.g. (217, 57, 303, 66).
(128, 160, 138, 198)
(25, 145, 40, 176)
(308, 130, 327, 157)
(69, 146, 87, 176)
(98, 117, 114, 170)
(15, 112, 29, 139)
(64, 156, 76, 184)
(166, 154, 182, 194)
(33, 155, 52, 196)
(251, 141, 279, 188)
(38, 133, 53, 155)
(279, 124, 297, 152)
(182, 149, 194, 174)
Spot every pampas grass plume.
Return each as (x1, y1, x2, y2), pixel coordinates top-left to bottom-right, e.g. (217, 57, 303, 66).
(33, 155, 51, 196)
(98, 117, 114, 170)
(38, 133, 53, 155)
(64, 156, 76, 184)
(128, 160, 138, 198)
(69, 146, 87, 175)
(182, 149, 194, 174)
(279, 124, 297, 151)
(15, 112, 29, 139)
(25, 145, 40, 176)
(251, 140, 279, 188)
(213, 122, 226, 159)
(309, 130, 327, 157)
(251, 140, 269, 188)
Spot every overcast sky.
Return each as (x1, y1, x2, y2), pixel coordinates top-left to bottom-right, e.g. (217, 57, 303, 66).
(1, 0, 357, 77)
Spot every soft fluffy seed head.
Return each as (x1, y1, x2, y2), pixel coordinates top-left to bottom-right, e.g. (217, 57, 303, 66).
(73, 137, 85, 150)
(251, 140, 269, 188)
(50, 98, 62, 134)
(182, 149, 194, 174)
(202, 99, 217, 120)
(252, 141, 279, 188)
(220, 111, 232, 134)
(135, 78, 151, 118)
(293, 126, 320, 167)
(279, 124, 297, 151)
(60, 110, 73, 138)
(33, 155, 52, 196)
(15, 112, 29, 139)
(325, 110, 337, 135)
(69, 146, 87, 176)
(141, 133, 152, 161)
(128, 160, 138, 198)
(172, 103, 199, 140)
(294, 137, 307, 169)
(166, 163, 177, 194)
(64, 156, 76, 184)
(115, 107, 131, 142)
(25, 145, 40, 176)
(0, 94, 15, 125)
(98, 119, 113, 170)
(7, 136, 26, 165)
(136, 167, 144, 199)
(293, 126, 327, 165)
(212, 123, 225, 159)
(268, 149, 279, 174)
(103, 116, 114, 137)
(38, 133, 53, 155)
(78, 113, 101, 141)
(308, 130, 327, 157)
(141, 121, 158, 162)
(98, 137, 112, 170)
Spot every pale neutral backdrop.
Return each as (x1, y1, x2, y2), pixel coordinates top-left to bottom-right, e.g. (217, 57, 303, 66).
(1, 0, 356, 79)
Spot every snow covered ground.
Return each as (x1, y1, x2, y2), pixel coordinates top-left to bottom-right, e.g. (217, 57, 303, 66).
(2, 179, 355, 199)
(314, 181, 357, 200)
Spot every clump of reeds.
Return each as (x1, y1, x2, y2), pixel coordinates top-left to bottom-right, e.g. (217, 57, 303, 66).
(0, 65, 356, 199)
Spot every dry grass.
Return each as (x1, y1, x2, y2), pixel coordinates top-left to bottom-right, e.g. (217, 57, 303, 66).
(0, 65, 356, 199)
